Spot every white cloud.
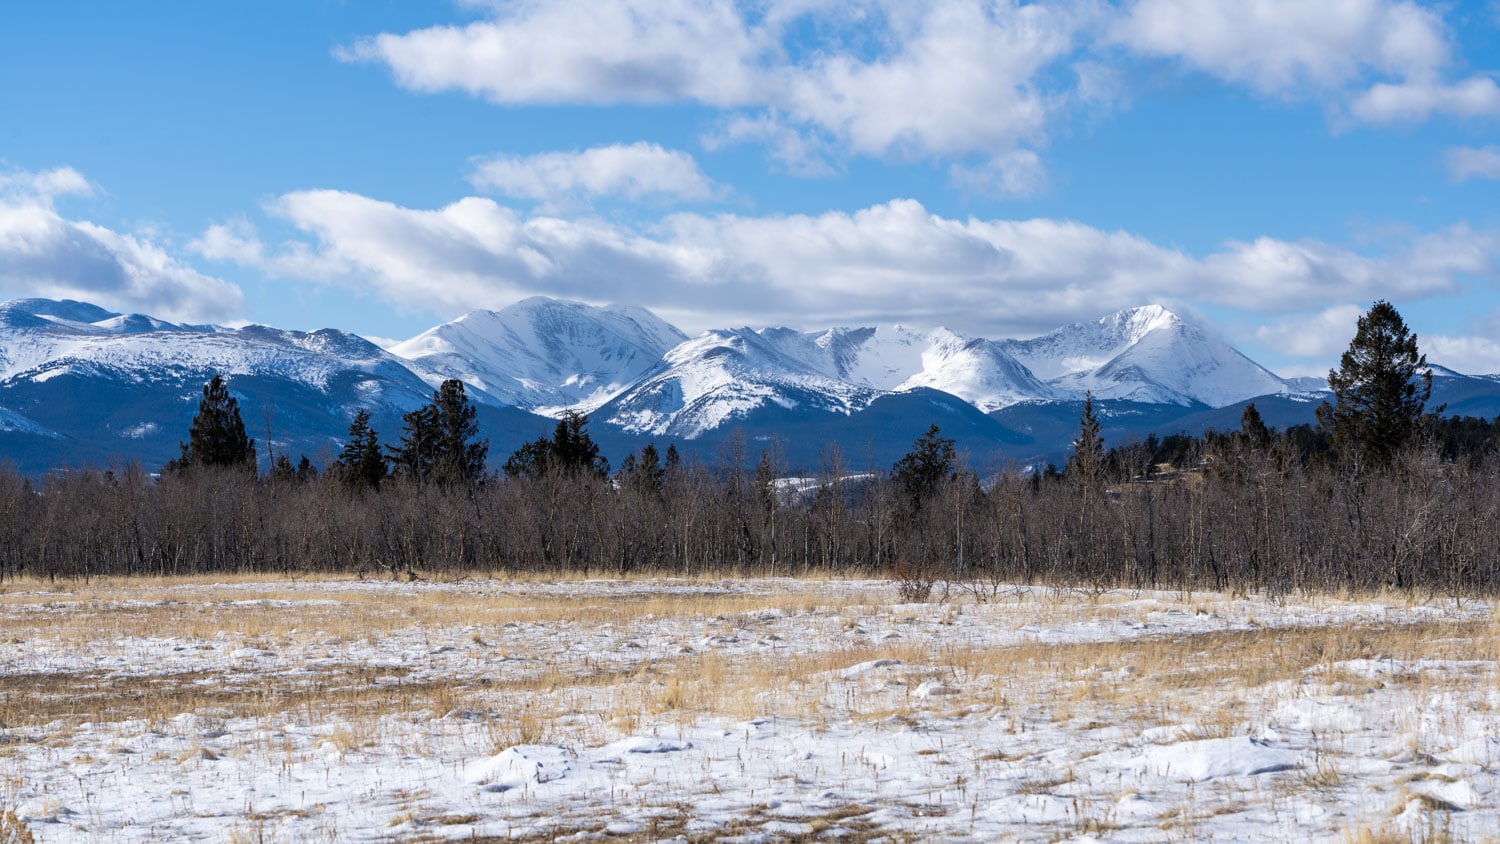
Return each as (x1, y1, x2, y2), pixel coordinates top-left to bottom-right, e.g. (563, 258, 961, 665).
(1252, 304, 1364, 359)
(346, 0, 1499, 178)
(1426, 335, 1500, 375)
(1114, 0, 1447, 96)
(1447, 146, 1500, 181)
(0, 167, 243, 323)
(189, 217, 266, 266)
(1114, 0, 1500, 125)
(0, 166, 94, 203)
(470, 143, 722, 204)
(950, 150, 1048, 198)
(206, 189, 1497, 338)
(1349, 75, 1500, 123)
(776, 1, 1090, 159)
(346, 1, 1099, 171)
(337, 0, 770, 107)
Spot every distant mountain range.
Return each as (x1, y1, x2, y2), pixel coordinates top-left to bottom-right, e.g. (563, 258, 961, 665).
(0, 295, 1495, 474)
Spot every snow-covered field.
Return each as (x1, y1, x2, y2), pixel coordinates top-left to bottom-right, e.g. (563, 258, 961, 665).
(0, 576, 1496, 842)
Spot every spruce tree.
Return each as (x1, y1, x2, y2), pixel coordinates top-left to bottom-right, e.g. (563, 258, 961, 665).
(891, 424, 957, 512)
(1239, 402, 1273, 450)
(389, 404, 439, 483)
(1067, 391, 1104, 484)
(172, 374, 256, 473)
(1316, 300, 1433, 469)
(618, 442, 665, 494)
(504, 411, 608, 480)
(336, 409, 387, 490)
(431, 379, 488, 485)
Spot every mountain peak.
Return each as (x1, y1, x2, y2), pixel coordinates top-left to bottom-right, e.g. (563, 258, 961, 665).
(393, 297, 687, 411)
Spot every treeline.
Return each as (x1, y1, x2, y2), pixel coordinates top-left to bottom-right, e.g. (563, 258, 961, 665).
(0, 413, 1497, 596)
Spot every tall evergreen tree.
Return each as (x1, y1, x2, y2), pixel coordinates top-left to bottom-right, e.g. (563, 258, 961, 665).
(891, 424, 957, 511)
(171, 374, 256, 473)
(504, 410, 608, 480)
(1239, 402, 1273, 450)
(617, 442, 666, 494)
(1067, 391, 1105, 483)
(431, 379, 488, 485)
(388, 380, 489, 485)
(336, 409, 387, 490)
(1316, 300, 1433, 469)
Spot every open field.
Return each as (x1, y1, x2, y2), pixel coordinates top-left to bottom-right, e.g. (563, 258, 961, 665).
(0, 576, 1498, 841)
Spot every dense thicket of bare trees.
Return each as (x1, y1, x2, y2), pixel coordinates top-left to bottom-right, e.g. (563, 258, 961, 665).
(0, 425, 1496, 597)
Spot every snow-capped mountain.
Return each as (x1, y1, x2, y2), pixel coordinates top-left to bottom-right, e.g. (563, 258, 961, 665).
(392, 297, 687, 411)
(598, 328, 882, 439)
(0, 298, 450, 472)
(1002, 305, 1290, 406)
(589, 305, 1285, 435)
(6, 294, 1489, 474)
(755, 325, 1050, 408)
(0, 298, 424, 399)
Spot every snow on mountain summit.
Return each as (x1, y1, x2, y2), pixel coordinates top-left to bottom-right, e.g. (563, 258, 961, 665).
(599, 327, 881, 438)
(391, 297, 688, 412)
(1004, 306, 1289, 406)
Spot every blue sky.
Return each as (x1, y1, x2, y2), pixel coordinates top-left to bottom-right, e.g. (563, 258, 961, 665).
(2, 1, 1499, 376)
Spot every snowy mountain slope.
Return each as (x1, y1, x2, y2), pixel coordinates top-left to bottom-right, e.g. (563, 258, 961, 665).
(8, 294, 1489, 474)
(1005, 306, 1290, 406)
(0, 298, 423, 398)
(391, 297, 687, 412)
(597, 328, 882, 439)
(0, 298, 456, 472)
(1000, 305, 1180, 381)
(675, 324, 1050, 418)
(894, 336, 1054, 411)
(596, 305, 1284, 435)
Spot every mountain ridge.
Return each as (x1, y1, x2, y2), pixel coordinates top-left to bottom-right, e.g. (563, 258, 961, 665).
(0, 295, 1488, 474)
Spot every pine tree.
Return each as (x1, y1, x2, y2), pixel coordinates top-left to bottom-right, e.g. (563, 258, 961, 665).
(431, 379, 488, 485)
(1067, 391, 1104, 484)
(504, 410, 608, 480)
(336, 409, 387, 490)
(387, 380, 489, 485)
(171, 374, 256, 473)
(1239, 402, 1273, 450)
(1316, 300, 1433, 469)
(891, 424, 957, 512)
(389, 404, 439, 483)
(618, 443, 665, 494)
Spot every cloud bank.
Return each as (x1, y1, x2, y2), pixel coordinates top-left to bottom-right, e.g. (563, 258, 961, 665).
(199, 189, 1496, 340)
(0, 167, 244, 323)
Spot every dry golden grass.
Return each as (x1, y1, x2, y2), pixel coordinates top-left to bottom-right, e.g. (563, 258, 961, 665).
(0, 574, 1494, 792)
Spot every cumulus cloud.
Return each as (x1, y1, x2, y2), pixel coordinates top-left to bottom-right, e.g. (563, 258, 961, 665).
(346, 0, 1498, 180)
(1350, 75, 1500, 123)
(1114, 0, 1500, 124)
(0, 166, 94, 203)
(337, 0, 769, 107)
(1426, 334, 1500, 375)
(203, 189, 1497, 337)
(1113, 0, 1447, 95)
(1252, 304, 1364, 359)
(470, 143, 722, 204)
(344, 0, 1099, 179)
(0, 166, 243, 323)
(1446, 145, 1500, 181)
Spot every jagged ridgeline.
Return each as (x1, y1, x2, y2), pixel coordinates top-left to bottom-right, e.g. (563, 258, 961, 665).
(1, 295, 1498, 474)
